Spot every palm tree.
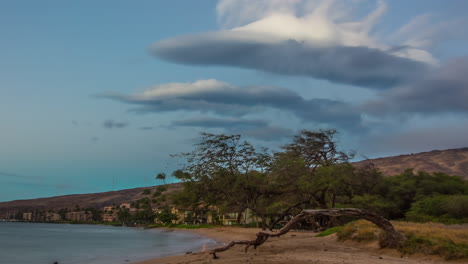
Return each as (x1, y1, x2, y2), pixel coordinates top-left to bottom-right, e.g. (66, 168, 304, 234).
(156, 173, 166, 185)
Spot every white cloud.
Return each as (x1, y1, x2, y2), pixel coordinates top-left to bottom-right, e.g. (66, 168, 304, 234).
(152, 0, 443, 89)
(215, 0, 435, 64)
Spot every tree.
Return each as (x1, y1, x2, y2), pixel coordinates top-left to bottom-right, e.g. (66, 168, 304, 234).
(281, 129, 353, 172)
(381, 170, 467, 218)
(156, 173, 166, 185)
(117, 207, 131, 223)
(209, 208, 406, 259)
(171, 130, 353, 230)
(171, 132, 272, 228)
(156, 208, 178, 224)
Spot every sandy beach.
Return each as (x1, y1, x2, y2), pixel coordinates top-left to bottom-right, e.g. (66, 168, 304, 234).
(135, 227, 457, 264)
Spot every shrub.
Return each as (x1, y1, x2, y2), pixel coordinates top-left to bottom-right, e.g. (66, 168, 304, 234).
(316, 226, 343, 237)
(406, 195, 468, 224)
(336, 220, 468, 260)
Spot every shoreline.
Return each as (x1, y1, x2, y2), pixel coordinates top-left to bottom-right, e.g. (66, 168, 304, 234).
(135, 227, 455, 264)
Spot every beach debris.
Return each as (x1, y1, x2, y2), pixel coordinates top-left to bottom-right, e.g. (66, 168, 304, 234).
(186, 251, 192, 254)
(209, 208, 406, 259)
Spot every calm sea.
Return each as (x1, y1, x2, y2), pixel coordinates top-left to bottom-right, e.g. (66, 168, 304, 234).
(0, 222, 217, 264)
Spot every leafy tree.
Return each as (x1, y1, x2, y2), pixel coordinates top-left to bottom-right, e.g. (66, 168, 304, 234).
(84, 208, 103, 221)
(58, 208, 69, 220)
(405, 195, 468, 223)
(156, 173, 166, 185)
(281, 129, 353, 172)
(117, 207, 131, 223)
(381, 170, 467, 218)
(156, 208, 178, 224)
(171, 132, 272, 228)
(171, 130, 353, 229)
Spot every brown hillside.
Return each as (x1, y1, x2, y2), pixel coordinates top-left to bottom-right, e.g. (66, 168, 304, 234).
(354, 147, 468, 179)
(2, 148, 467, 216)
(0, 183, 182, 215)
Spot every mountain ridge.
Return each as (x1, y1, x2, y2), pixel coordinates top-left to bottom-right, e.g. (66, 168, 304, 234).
(354, 147, 468, 179)
(1, 147, 467, 215)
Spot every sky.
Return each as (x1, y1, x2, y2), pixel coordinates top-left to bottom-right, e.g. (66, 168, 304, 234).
(1, 0, 468, 202)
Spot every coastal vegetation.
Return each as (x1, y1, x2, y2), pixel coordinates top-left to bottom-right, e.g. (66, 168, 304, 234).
(329, 220, 468, 260)
(169, 130, 468, 259)
(171, 130, 468, 228)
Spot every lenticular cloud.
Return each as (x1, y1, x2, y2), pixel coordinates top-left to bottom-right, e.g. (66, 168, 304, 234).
(151, 0, 433, 89)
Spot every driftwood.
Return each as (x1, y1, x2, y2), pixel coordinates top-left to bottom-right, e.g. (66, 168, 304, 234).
(209, 208, 406, 259)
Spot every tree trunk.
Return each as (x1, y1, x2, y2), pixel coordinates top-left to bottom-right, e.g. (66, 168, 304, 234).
(210, 208, 406, 259)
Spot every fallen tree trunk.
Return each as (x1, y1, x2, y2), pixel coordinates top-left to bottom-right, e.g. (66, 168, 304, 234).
(210, 208, 406, 259)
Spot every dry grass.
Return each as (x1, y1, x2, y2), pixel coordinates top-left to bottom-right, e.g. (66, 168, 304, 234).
(393, 221, 468, 245)
(336, 220, 468, 260)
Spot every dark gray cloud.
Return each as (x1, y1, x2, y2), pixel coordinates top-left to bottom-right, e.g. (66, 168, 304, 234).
(151, 32, 430, 89)
(140, 126, 155, 130)
(171, 117, 293, 141)
(172, 117, 268, 129)
(363, 57, 468, 115)
(103, 119, 129, 129)
(99, 80, 363, 130)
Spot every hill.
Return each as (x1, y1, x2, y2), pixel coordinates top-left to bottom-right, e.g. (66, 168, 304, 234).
(2, 148, 467, 216)
(0, 183, 183, 216)
(354, 147, 468, 179)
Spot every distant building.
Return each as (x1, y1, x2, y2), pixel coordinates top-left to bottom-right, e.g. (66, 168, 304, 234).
(46, 212, 62, 221)
(171, 206, 218, 225)
(102, 203, 137, 222)
(23, 212, 32, 221)
(103, 206, 117, 222)
(120, 203, 132, 209)
(65, 211, 92, 222)
(221, 208, 255, 226)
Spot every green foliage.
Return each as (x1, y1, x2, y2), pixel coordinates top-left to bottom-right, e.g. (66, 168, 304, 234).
(169, 130, 468, 229)
(58, 208, 69, 219)
(406, 195, 468, 224)
(83, 207, 103, 221)
(381, 170, 467, 218)
(316, 226, 343, 237)
(117, 207, 131, 223)
(155, 209, 178, 224)
(337, 220, 468, 260)
(402, 234, 468, 260)
(156, 173, 166, 185)
(142, 189, 151, 195)
(351, 194, 399, 219)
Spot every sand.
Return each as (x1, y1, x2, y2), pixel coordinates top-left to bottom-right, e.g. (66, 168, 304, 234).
(135, 227, 461, 264)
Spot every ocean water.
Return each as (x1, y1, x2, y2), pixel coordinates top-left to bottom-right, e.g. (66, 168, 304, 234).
(0, 222, 217, 264)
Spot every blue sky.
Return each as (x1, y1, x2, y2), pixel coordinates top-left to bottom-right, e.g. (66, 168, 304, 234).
(1, 0, 467, 202)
